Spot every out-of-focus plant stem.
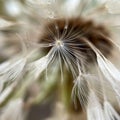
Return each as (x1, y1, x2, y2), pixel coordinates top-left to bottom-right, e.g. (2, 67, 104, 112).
(61, 69, 74, 112)
(61, 67, 82, 114)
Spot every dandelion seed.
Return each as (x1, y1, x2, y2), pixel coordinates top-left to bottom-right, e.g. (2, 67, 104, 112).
(0, 58, 27, 92)
(27, 47, 56, 79)
(96, 53, 120, 82)
(83, 38, 120, 106)
(87, 90, 105, 120)
(28, 56, 49, 79)
(72, 73, 96, 109)
(96, 52, 120, 104)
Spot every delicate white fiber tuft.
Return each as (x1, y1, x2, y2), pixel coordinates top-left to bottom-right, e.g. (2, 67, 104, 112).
(87, 90, 105, 120)
(0, 58, 26, 92)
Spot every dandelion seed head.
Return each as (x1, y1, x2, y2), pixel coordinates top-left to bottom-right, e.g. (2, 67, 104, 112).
(1, 1, 120, 120)
(39, 18, 113, 62)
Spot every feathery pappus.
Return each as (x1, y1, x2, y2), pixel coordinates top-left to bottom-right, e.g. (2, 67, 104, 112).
(0, 0, 120, 120)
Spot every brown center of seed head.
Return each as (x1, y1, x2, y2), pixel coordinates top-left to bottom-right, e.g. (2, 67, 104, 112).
(39, 18, 113, 62)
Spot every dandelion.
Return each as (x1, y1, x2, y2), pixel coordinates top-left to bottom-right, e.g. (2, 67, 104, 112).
(0, 0, 120, 120)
